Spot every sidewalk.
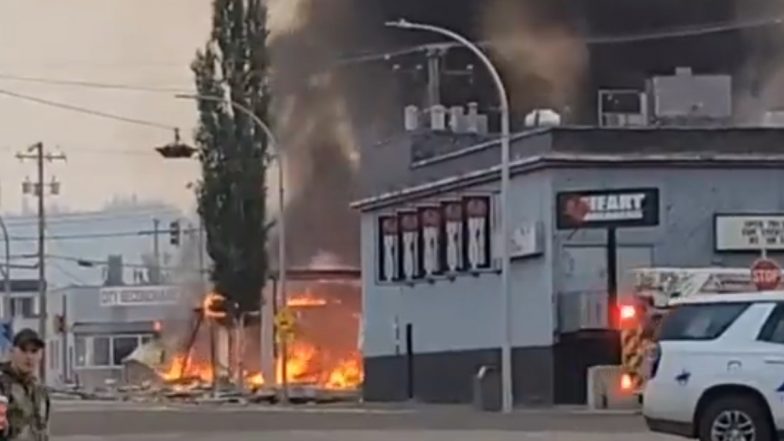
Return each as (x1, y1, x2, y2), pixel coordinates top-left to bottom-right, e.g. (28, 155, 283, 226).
(56, 430, 673, 441)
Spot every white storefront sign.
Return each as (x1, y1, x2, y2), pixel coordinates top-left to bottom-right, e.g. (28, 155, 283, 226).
(715, 214, 784, 251)
(509, 222, 544, 258)
(100, 286, 181, 307)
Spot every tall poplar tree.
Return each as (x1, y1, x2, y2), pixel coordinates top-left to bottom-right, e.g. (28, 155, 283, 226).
(191, 0, 271, 316)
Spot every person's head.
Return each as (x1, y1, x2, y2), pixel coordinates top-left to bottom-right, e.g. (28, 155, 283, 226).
(10, 329, 44, 376)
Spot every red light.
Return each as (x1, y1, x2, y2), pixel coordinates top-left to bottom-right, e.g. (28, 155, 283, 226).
(620, 305, 637, 321)
(620, 373, 633, 391)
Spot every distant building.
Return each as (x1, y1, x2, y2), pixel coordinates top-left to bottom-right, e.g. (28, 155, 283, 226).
(0, 279, 44, 357)
(48, 283, 192, 389)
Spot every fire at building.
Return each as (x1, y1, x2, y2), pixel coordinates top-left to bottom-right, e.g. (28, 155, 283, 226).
(145, 268, 362, 396)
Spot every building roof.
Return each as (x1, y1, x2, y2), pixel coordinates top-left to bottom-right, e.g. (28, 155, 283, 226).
(0, 279, 44, 294)
(670, 291, 784, 305)
(353, 126, 784, 212)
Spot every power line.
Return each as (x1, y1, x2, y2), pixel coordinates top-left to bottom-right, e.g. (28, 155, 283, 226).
(46, 253, 205, 274)
(9, 229, 156, 242)
(50, 260, 89, 285)
(55, 146, 165, 157)
(337, 14, 784, 66)
(0, 87, 177, 131)
(0, 15, 774, 100)
(0, 73, 192, 94)
(3, 208, 183, 227)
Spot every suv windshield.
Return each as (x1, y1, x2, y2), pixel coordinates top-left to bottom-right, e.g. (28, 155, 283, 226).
(656, 302, 750, 341)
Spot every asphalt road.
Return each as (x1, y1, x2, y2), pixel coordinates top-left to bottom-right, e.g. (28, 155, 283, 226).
(49, 401, 680, 441)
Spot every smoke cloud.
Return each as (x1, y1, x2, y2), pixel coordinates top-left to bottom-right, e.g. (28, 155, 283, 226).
(479, 0, 588, 113)
(266, 0, 400, 268)
(732, 0, 784, 123)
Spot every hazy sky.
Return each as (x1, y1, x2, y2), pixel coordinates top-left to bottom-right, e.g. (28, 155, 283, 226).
(0, 0, 216, 214)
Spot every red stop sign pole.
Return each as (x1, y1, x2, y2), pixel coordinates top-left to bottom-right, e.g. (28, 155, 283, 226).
(751, 258, 782, 291)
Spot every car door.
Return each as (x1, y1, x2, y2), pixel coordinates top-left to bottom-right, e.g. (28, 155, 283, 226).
(752, 302, 784, 429)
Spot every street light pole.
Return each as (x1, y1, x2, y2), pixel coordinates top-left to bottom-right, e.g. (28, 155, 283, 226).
(0, 215, 10, 319)
(175, 93, 287, 396)
(385, 19, 514, 413)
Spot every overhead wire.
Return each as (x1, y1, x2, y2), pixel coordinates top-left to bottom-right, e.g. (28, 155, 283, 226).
(0, 73, 192, 94)
(9, 229, 158, 242)
(0, 87, 177, 131)
(337, 14, 784, 65)
(3, 208, 184, 227)
(0, 15, 779, 92)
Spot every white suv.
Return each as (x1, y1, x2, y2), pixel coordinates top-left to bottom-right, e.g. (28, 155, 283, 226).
(643, 291, 784, 441)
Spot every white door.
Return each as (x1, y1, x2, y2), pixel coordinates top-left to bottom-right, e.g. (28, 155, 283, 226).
(751, 302, 784, 429)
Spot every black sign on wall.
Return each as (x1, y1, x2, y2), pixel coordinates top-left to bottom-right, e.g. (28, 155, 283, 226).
(556, 188, 660, 230)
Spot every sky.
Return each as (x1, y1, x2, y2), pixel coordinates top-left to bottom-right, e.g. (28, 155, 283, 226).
(0, 0, 216, 214)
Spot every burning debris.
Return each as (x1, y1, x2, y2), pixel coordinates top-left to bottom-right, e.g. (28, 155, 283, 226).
(104, 276, 363, 405)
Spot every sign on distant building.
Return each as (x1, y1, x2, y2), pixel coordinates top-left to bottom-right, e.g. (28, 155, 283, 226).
(100, 286, 181, 307)
(556, 188, 660, 229)
(715, 214, 784, 251)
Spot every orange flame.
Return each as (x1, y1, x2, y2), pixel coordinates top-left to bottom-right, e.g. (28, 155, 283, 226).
(158, 341, 363, 390)
(620, 373, 633, 391)
(287, 294, 328, 307)
(203, 292, 227, 319)
(159, 288, 363, 391)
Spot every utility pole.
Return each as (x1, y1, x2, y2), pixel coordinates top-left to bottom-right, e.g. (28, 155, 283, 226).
(152, 218, 161, 284)
(16, 142, 66, 383)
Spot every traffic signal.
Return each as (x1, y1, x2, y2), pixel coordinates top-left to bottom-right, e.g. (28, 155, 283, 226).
(170, 221, 181, 246)
(0, 322, 11, 342)
(53, 315, 65, 334)
(155, 142, 196, 159)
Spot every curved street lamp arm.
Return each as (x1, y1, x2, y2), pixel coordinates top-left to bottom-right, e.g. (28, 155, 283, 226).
(175, 94, 279, 150)
(385, 19, 510, 114)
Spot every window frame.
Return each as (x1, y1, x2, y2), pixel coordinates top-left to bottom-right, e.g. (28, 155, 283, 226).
(757, 302, 784, 344)
(656, 302, 750, 342)
(73, 333, 153, 368)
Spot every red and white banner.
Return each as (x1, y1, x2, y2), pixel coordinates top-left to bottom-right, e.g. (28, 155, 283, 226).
(419, 205, 442, 276)
(399, 210, 421, 280)
(464, 195, 491, 270)
(442, 200, 464, 273)
(377, 215, 400, 282)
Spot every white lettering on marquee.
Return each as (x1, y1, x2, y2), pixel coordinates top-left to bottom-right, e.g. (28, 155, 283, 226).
(582, 193, 647, 222)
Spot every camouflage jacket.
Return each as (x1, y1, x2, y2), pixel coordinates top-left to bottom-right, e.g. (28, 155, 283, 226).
(0, 363, 49, 441)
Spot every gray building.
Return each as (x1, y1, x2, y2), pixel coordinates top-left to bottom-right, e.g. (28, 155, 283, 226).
(353, 126, 784, 405)
(48, 283, 191, 389)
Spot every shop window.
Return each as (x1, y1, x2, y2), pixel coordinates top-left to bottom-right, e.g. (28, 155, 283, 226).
(112, 336, 138, 366)
(74, 337, 87, 367)
(91, 336, 110, 366)
(10, 297, 35, 318)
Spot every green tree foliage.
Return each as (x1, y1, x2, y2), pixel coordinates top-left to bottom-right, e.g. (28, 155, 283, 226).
(191, 0, 271, 315)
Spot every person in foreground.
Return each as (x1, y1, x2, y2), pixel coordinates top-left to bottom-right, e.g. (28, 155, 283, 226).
(0, 329, 50, 441)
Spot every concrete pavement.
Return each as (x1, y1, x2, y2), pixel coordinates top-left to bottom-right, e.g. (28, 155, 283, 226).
(56, 431, 679, 441)
(48, 401, 680, 440)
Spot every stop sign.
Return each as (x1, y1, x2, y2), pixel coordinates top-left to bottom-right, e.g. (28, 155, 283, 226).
(751, 258, 782, 291)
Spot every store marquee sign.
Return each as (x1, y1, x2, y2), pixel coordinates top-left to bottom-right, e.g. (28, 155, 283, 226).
(556, 188, 660, 229)
(100, 286, 181, 307)
(715, 214, 784, 251)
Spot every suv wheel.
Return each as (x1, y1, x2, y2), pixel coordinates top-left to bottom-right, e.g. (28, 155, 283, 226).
(698, 394, 773, 441)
